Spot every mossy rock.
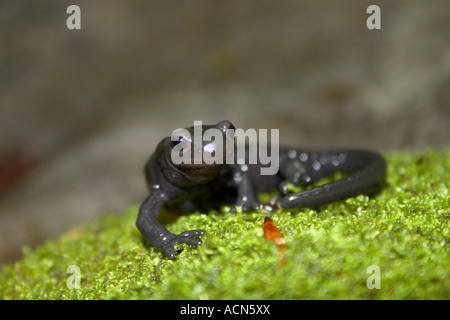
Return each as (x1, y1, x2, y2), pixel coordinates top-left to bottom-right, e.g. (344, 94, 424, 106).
(1, 150, 449, 299)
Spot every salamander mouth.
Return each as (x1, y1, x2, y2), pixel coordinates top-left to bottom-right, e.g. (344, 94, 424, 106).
(175, 146, 232, 169)
(178, 162, 224, 169)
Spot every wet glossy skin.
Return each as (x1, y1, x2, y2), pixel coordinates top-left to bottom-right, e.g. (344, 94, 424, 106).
(136, 120, 386, 259)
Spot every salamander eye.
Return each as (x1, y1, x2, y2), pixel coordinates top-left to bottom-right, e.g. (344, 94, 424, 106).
(171, 137, 183, 148)
(217, 120, 235, 133)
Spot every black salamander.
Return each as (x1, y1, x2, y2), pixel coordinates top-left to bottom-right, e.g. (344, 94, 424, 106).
(136, 120, 386, 259)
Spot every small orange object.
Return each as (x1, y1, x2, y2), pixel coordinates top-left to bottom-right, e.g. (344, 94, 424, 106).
(263, 216, 286, 247)
(263, 216, 286, 265)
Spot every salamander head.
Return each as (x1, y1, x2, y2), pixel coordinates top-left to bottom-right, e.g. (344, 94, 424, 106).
(159, 120, 235, 187)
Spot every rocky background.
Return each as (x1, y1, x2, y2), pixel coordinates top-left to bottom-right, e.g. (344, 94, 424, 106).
(0, 0, 449, 264)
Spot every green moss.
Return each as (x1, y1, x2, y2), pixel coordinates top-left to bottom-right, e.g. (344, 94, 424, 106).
(1, 150, 449, 299)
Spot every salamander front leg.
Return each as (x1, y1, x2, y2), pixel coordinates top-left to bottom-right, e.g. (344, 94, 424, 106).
(230, 164, 272, 212)
(136, 189, 206, 259)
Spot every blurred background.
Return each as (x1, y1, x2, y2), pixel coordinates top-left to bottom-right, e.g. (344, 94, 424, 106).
(0, 0, 449, 265)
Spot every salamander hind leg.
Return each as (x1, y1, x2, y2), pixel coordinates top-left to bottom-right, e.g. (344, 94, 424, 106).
(276, 150, 386, 209)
